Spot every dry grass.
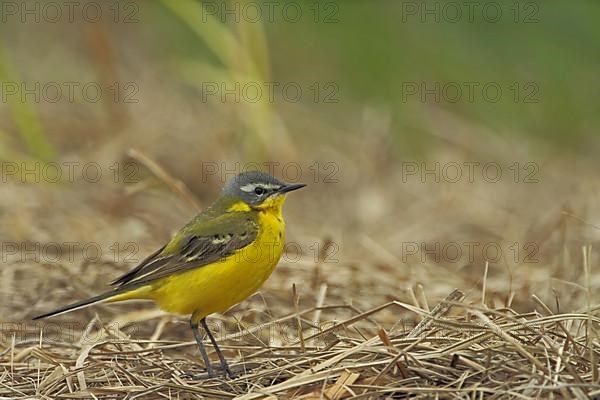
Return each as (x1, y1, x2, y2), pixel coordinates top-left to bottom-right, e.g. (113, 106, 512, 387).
(0, 137, 600, 399)
(2, 110, 600, 398)
(4, 287, 600, 399)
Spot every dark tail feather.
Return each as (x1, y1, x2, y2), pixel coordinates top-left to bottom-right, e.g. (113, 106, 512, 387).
(33, 291, 117, 320)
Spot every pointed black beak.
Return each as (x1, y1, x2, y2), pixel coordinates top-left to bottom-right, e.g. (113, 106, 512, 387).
(278, 183, 306, 194)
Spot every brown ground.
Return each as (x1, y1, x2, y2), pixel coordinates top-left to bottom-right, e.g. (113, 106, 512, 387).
(2, 124, 600, 398)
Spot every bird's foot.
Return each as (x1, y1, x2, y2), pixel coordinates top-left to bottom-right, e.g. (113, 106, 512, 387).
(181, 365, 239, 380)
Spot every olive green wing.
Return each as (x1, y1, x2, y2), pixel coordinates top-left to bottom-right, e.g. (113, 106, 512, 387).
(110, 212, 258, 289)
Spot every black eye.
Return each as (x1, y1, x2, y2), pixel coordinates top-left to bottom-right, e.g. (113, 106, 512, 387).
(254, 187, 265, 195)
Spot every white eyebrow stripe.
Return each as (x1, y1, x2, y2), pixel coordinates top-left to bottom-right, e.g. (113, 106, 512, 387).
(240, 183, 281, 193)
(262, 183, 281, 189)
(240, 183, 257, 193)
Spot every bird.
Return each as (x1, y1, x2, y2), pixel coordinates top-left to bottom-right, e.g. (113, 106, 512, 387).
(33, 171, 305, 378)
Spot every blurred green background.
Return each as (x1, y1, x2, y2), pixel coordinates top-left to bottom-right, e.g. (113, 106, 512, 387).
(0, 0, 598, 164)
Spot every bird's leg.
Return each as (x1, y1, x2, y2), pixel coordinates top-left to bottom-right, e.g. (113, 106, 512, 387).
(190, 318, 214, 378)
(200, 318, 235, 379)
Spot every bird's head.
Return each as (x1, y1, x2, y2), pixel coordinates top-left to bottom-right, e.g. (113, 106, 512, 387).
(222, 171, 305, 212)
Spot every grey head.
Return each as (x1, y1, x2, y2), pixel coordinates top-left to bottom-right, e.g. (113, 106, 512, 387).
(222, 171, 305, 206)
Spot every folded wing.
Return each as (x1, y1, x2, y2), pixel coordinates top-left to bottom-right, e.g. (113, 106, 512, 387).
(110, 212, 259, 289)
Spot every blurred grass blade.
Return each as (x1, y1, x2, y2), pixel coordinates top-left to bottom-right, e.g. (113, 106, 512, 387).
(236, 8, 271, 81)
(159, 0, 246, 70)
(0, 44, 55, 162)
(160, 0, 290, 159)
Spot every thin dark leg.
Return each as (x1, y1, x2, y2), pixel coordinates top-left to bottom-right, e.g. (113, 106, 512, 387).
(200, 318, 235, 378)
(190, 319, 214, 378)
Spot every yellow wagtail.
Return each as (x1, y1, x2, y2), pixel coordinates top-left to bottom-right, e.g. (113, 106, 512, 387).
(34, 171, 305, 378)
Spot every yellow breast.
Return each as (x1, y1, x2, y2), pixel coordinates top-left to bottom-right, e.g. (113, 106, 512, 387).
(149, 200, 286, 319)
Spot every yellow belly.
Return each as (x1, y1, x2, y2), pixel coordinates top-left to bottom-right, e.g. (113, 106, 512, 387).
(145, 211, 285, 320)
